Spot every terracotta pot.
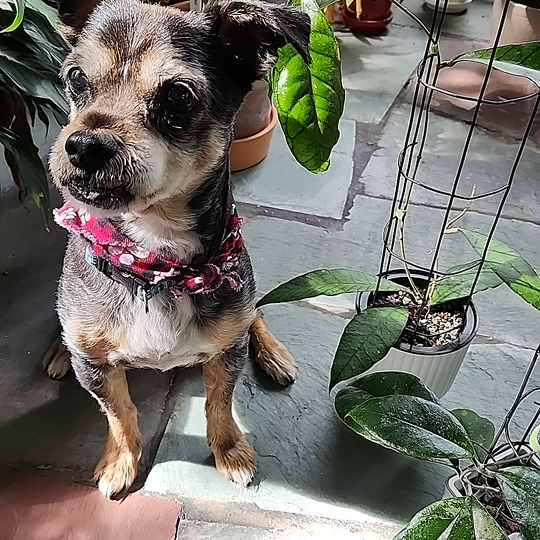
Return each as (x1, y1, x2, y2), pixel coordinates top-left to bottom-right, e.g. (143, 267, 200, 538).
(338, 0, 393, 35)
(234, 80, 272, 140)
(230, 107, 278, 172)
(491, 0, 540, 45)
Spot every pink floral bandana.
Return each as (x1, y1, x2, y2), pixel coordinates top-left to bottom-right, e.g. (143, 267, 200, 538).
(54, 202, 245, 305)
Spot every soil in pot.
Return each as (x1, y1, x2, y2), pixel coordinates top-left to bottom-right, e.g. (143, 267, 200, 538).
(374, 289, 464, 348)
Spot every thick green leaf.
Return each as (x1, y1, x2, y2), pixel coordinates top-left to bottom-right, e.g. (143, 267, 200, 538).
(462, 229, 540, 311)
(349, 371, 439, 402)
(2, 0, 25, 34)
(343, 394, 475, 464)
(394, 496, 507, 540)
(449, 42, 540, 87)
(431, 262, 502, 305)
(336, 372, 439, 427)
(0, 127, 50, 224)
(497, 466, 540, 540)
(273, 0, 344, 173)
(451, 409, 495, 461)
(257, 269, 403, 307)
(330, 307, 408, 389)
(26, 0, 59, 27)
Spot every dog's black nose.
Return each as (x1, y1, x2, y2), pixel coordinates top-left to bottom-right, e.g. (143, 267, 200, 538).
(65, 131, 118, 173)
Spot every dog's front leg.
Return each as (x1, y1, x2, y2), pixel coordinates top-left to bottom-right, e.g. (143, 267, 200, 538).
(203, 337, 256, 486)
(71, 357, 141, 498)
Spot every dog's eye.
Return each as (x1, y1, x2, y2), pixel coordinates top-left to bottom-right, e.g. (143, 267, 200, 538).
(163, 83, 196, 126)
(68, 68, 90, 94)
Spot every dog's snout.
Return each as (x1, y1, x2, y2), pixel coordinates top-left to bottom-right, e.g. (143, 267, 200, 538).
(65, 131, 118, 173)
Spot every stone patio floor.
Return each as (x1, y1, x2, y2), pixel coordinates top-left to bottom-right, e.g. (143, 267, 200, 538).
(2, 1, 540, 538)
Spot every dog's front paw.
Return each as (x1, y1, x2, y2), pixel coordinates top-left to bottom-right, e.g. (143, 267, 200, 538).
(42, 336, 71, 380)
(94, 446, 140, 498)
(214, 436, 257, 487)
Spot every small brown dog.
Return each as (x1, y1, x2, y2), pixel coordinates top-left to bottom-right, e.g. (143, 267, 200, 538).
(44, 0, 310, 498)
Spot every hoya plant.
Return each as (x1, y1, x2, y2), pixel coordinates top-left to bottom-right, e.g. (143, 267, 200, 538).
(334, 370, 540, 539)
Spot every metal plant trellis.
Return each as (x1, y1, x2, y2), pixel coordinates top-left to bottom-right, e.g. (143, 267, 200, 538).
(374, 0, 540, 347)
(489, 343, 540, 469)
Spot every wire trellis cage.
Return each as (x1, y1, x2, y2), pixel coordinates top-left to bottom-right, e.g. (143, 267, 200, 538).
(489, 344, 540, 470)
(373, 0, 540, 348)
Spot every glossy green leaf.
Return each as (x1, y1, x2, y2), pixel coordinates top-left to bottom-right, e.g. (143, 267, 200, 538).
(448, 42, 540, 86)
(273, 0, 344, 173)
(395, 495, 507, 540)
(0, 127, 50, 225)
(336, 372, 438, 423)
(462, 229, 540, 311)
(496, 466, 540, 540)
(2, 0, 25, 33)
(343, 394, 475, 464)
(330, 307, 408, 389)
(431, 262, 502, 305)
(257, 269, 403, 307)
(451, 409, 495, 461)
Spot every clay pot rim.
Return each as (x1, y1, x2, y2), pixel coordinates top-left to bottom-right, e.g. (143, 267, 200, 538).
(233, 106, 278, 144)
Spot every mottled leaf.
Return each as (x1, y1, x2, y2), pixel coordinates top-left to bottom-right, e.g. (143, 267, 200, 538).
(330, 307, 408, 389)
(343, 394, 475, 464)
(431, 262, 502, 305)
(257, 269, 403, 307)
(451, 409, 495, 461)
(462, 229, 540, 311)
(497, 466, 540, 540)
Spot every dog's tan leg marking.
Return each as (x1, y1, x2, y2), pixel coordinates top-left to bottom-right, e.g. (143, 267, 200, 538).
(93, 367, 141, 499)
(249, 311, 296, 385)
(203, 356, 256, 487)
(42, 335, 71, 380)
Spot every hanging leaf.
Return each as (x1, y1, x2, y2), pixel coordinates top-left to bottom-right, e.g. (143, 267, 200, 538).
(0, 127, 50, 225)
(447, 42, 540, 87)
(2, 0, 25, 34)
(462, 230, 540, 311)
(273, 0, 344, 173)
(257, 269, 404, 307)
(496, 466, 540, 540)
(395, 496, 508, 540)
(336, 371, 439, 423)
(342, 393, 475, 464)
(451, 409, 495, 461)
(431, 262, 502, 305)
(330, 307, 409, 389)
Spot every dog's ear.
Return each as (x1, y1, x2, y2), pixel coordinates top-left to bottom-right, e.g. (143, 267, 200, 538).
(57, 0, 103, 44)
(206, 0, 311, 90)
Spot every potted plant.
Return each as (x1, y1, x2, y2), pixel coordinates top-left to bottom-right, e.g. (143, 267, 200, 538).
(0, 0, 69, 224)
(338, 0, 393, 35)
(257, 229, 540, 398)
(491, 0, 540, 46)
(331, 361, 540, 539)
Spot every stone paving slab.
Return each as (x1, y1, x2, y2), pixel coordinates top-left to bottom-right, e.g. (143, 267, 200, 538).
(146, 303, 537, 529)
(243, 198, 540, 350)
(0, 193, 173, 479)
(337, 25, 427, 124)
(360, 103, 540, 224)
(232, 120, 355, 219)
(393, 0, 492, 42)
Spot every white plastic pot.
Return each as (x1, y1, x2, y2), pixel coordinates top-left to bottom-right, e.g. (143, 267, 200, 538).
(491, 0, 540, 45)
(356, 270, 479, 398)
(444, 444, 537, 540)
(425, 0, 472, 14)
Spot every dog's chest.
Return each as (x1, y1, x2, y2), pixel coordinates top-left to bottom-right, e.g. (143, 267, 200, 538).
(111, 293, 214, 370)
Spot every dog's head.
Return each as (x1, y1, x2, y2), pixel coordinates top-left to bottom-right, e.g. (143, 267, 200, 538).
(50, 0, 310, 214)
